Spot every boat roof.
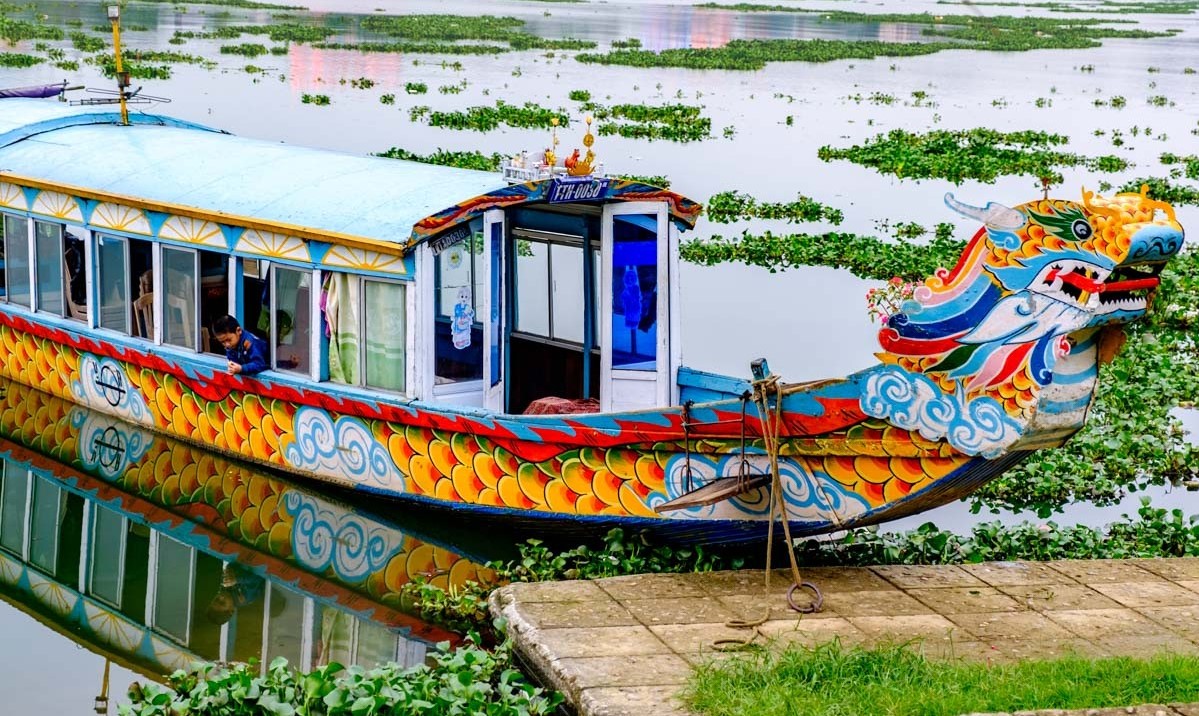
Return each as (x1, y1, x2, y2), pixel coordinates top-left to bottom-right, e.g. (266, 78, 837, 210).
(0, 99, 699, 249)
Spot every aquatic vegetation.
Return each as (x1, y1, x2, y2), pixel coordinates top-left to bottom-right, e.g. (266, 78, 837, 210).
(69, 30, 105, 53)
(379, 93, 395, 105)
(404, 81, 427, 94)
(53, 59, 78, 71)
(1093, 94, 1127, 108)
(119, 638, 561, 716)
(409, 100, 570, 132)
(356, 14, 595, 53)
(269, 45, 288, 55)
(686, 638, 1199, 716)
(314, 40, 507, 55)
(115, 0, 304, 8)
(219, 43, 268, 57)
(706, 190, 844, 225)
(376, 147, 506, 172)
(682, 227, 963, 280)
(568, 89, 591, 102)
(937, 0, 1199, 14)
(578, 12, 1174, 70)
(87, 54, 174, 80)
(818, 128, 1130, 184)
(583, 102, 711, 142)
(348, 76, 375, 89)
(611, 37, 641, 49)
(301, 93, 330, 105)
(438, 83, 463, 94)
(230, 22, 339, 44)
(616, 173, 671, 188)
(1147, 94, 1173, 107)
(242, 64, 265, 74)
(0, 17, 62, 43)
(1160, 153, 1199, 180)
(0, 52, 42, 67)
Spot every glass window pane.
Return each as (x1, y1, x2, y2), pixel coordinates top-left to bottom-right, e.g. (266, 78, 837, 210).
(98, 236, 129, 334)
(154, 536, 193, 642)
(4, 215, 29, 307)
(89, 507, 124, 607)
(550, 244, 584, 344)
(273, 267, 311, 374)
(265, 583, 305, 668)
(514, 240, 548, 337)
(489, 223, 503, 387)
(326, 272, 360, 385)
(64, 230, 87, 320)
(0, 214, 6, 297)
(163, 247, 197, 350)
(28, 478, 61, 573)
(34, 221, 63, 316)
(365, 280, 406, 392)
(355, 620, 397, 667)
(314, 607, 354, 668)
(435, 236, 482, 385)
(611, 216, 658, 370)
(0, 466, 27, 555)
(199, 251, 229, 355)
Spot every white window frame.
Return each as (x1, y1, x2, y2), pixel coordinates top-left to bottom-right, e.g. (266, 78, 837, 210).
(32, 219, 64, 317)
(159, 244, 201, 352)
(146, 532, 196, 645)
(95, 233, 133, 336)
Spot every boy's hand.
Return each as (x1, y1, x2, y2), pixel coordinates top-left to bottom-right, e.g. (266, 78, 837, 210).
(227, 361, 242, 375)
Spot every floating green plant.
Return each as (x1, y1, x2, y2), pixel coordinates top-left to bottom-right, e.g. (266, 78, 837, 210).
(301, 93, 330, 105)
(219, 42, 268, 57)
(706, 190, 844, 225)
(617, 173, 671, 188)
(69, 30, 105, 53)
(818, 128, 1130, 184)
(409, 100, 569, 132)
(376, 147, 506, 171)
(404, 81, 427, 94)
(0, 52, 42, 68)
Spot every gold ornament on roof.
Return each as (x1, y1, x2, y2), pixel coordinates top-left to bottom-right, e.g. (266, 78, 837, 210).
(565, 115, 596, 176)
(543, 116, 560, 168)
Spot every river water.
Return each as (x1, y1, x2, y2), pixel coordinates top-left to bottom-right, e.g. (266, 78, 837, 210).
(0, 0, 1197, 710)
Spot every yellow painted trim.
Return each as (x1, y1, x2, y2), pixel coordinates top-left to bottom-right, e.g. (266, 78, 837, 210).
(0, 172, 409, 258)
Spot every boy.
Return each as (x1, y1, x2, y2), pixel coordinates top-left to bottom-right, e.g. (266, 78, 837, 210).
(213, 314, 269, 376)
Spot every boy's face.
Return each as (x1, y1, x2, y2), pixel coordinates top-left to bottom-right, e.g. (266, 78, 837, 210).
(215, 327, 243, 350)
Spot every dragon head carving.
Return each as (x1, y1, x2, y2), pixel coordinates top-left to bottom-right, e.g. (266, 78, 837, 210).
(860, 187, 1183, 457)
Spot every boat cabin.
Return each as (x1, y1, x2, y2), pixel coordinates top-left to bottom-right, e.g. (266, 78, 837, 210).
(0, 100, 700, 415)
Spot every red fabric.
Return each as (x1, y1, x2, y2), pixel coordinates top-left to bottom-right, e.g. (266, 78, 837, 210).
(523, 396, 601, 415)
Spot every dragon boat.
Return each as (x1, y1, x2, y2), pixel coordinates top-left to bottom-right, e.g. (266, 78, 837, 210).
(0, 376, 483, 683)
(0, 98, 1183, 545)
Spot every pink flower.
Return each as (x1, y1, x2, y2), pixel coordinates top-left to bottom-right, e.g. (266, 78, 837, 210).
(889, 276, 903, 286)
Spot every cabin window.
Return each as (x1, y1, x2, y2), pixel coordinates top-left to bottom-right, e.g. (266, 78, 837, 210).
(265, 582, 305, 667)
(97, 234, 130, 334)
(514, 237, 600, 345)
(434, 233, 483, 385)
(325, 272, 406, 393)
(162, 246, 199, 350)
(152, 535, 195, 642)
(611, 217, 659, 370)
(199, 251, 230, 355)
(365, 279, 406, 392)
(88, 506, 126, 608)
(3, 214, 29, 307)
(28, 477, 62, 573)
(34, 221, 64, 317)
(272, 266, 312, 374)
(0, 464, 26, 556)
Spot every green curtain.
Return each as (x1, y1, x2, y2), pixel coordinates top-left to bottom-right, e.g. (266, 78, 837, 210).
(365, 281, 405, 392)
(326, 272, 360, 384)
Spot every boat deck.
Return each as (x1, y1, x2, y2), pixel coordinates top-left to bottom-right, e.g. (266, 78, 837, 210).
(491, 559, 1199, 716)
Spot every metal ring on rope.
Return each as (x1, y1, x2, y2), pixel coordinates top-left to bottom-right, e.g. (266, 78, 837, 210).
(787, 581, 824, 614)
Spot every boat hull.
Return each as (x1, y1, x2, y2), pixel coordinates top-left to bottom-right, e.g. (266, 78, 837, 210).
(0, 311, 1050, 545)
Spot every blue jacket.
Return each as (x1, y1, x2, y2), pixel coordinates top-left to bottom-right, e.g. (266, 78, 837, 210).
(226, 331, 270, 375)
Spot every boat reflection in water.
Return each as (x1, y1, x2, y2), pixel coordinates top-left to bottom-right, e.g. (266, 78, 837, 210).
(0, 378, 489, 681)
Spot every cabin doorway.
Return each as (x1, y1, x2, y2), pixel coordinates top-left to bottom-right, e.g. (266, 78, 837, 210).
(506, 206, 600, 414)
(600, 202, 671, 412)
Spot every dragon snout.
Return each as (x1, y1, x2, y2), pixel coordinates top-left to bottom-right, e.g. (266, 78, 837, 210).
(1124, 222, 1184, 264)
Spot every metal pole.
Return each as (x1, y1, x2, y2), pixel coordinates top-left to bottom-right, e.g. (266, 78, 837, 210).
(108, 7, 128, 126)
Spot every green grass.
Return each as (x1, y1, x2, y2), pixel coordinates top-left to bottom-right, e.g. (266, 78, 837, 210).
(685, 641, 1199, 716)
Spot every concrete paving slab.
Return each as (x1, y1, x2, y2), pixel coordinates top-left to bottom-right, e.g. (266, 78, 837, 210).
(596, 573, 708, 601)
(1044, 608, 1175, 640)
(555, 654, 693, 689)
(947, 611, 1077, 641)
(621, 597, 735, 626)
(848, 614, 965, 643)
(871, 564, 988, 589)
(908, 586, 1026, 614)
(821, 588, 936, 616)
(962, 561, 1079, 587)
(1091, 581, 1199, 609)
(508, 579, 611, 603)
(1000, 584, 1124, 612)
(1133, 559, 1199, 582)
(533, 626, 674, 659)
(1049, 559, 1163, 585)
(756, 616, 870, 647)
(516, 598, 639, 629)
(577, 686, 693, 716)
(985, 637, 1106, 662)
(1091, 635, 1199, 658)
(1135, 606, 1199, 639)
(716, 591, 839, 621)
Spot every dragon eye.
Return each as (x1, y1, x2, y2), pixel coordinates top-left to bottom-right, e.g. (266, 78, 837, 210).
(1071, 219, 1093, 240)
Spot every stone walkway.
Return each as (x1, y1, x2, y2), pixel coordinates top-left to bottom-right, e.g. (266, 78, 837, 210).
(489, 559, 1199, 716)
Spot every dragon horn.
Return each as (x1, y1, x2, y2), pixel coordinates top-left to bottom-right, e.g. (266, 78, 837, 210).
(944, 193, 1024, 230)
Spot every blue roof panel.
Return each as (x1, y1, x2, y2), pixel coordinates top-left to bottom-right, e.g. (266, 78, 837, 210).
(0, 99, 503, 245)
